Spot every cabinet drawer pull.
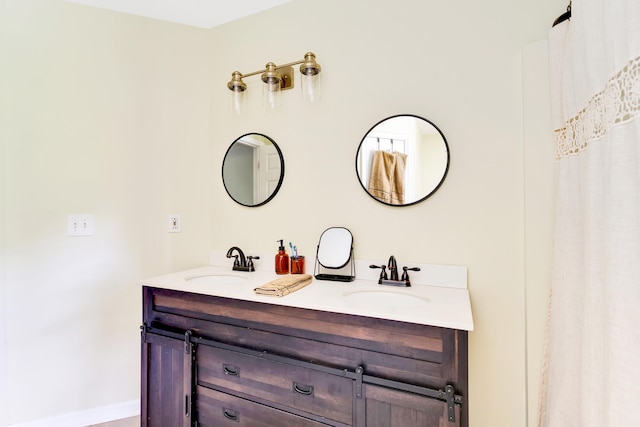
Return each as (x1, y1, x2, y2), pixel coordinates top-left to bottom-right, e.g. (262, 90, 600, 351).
(293, 382, 314, 396)
(223, 408, 239, 422)
(223, 364, 240, 376)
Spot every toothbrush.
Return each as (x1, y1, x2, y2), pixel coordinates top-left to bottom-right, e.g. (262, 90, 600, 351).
(293, 245, 298, 258)
(289, 242, 294, 257)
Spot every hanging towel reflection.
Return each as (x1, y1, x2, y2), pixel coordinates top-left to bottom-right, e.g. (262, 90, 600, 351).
(367, 150, 408, 205)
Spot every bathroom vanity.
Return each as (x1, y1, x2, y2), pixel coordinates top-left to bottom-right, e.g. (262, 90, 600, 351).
(140, 262, 473, 427)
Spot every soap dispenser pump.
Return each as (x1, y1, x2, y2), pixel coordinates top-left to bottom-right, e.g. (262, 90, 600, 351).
(275, 239, 289, 275)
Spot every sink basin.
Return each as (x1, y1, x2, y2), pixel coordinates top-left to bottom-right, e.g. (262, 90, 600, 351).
(342, 290, 430, 313)
(186, 274, 248, 285)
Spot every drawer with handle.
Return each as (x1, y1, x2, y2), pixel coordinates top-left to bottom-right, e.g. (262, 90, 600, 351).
(196, 386, 333, 426)
(197, 345, 353, 425)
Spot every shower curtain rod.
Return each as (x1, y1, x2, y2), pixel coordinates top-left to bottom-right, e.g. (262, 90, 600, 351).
(552, 1, 572, 27)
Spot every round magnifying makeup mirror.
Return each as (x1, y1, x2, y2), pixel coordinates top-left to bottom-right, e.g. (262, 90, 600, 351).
(222, 133, 285, 207)
(355, 114, 449, 206)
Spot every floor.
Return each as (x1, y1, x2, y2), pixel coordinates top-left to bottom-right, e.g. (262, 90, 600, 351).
(90, 416, 140, 427)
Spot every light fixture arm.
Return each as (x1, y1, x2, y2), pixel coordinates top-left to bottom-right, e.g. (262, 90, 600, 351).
(234, 57, 317, 79)
(237, 60, 299, 79)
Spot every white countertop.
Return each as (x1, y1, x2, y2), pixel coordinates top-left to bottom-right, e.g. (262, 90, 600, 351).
(139, 261, 474, 331)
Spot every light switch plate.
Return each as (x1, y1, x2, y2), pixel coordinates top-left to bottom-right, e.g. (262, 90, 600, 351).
(168, 214, 181, 232)
(67, 214, 94, 237)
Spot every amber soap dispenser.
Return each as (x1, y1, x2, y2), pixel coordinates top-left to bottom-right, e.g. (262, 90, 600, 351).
(275, 239, 289, 274)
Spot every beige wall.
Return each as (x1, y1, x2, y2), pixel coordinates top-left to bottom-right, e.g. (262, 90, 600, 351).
(1, 1, 212, 424)
(1, 0, 7, 420)
(209, 1, 559, 426)
(1, 0, 562, 425)
(523, 40, 556, 427)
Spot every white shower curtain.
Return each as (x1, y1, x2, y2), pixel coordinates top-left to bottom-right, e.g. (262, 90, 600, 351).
(540, 1, 640, 426)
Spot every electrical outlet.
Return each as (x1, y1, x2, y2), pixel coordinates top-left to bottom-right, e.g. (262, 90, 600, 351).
(67, 214, 94, 237)
(168, 214, 181, 233)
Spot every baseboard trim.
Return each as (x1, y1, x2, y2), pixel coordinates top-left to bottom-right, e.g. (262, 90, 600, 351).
(9, 400, 140, 427)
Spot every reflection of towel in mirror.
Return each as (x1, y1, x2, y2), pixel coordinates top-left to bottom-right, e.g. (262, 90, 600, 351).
(367, 150, 408, 205)
(254, 274, 313, 297)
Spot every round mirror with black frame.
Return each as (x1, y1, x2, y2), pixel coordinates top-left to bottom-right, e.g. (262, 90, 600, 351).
(355, 114, 449, 207)
(222, 133, 285, 207)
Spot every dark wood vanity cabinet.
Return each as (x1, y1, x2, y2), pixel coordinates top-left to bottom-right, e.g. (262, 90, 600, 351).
(141, 287, 468, 427)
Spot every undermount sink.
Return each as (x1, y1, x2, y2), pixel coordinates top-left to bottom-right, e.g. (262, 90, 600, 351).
(342, 289, 430, 312)
(186, 274, 248, 285)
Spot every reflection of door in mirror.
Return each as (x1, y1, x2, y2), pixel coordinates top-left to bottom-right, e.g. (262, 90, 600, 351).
(223, 133, 285, 207)
(224, 135, 282, 206)
(255, 144, 281, 204)
(224, 142, 253, 206)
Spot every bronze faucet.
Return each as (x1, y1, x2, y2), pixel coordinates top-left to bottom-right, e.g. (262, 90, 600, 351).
(226, 247, 259, 272)
(369, 255, 420, 287)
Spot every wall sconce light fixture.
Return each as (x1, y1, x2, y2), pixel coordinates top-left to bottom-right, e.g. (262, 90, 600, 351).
(227, 52, 322, 115)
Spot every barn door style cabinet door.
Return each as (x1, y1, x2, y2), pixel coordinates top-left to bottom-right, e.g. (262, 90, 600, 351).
(141, 287, 468, 427)
(360, 383, 460, 427)
(140, 327, 195, 426)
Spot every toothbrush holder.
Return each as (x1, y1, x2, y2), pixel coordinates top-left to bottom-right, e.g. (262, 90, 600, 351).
(291, 256, 306, 274)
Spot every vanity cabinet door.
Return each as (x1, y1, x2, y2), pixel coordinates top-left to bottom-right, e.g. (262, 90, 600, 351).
(141, 332, 195, 427)
(196, 386, 332, 427)
(362, 384, 460, 427)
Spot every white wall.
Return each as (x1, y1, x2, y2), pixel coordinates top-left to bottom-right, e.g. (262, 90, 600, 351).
(1, 0, 562, 426)
(1, 1, 211, 424)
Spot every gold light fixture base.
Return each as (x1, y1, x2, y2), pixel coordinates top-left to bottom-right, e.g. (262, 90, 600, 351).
(277, 66, 294, 90)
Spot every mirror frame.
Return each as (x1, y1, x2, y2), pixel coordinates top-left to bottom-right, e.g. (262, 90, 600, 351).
(222, 132, 285, 207)
(355, 114, 450, 207)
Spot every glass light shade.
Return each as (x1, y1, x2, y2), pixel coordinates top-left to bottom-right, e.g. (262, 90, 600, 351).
(227, 71, 247, 115)
(262, 79, 281, 109)
(230, 89, 246, 116)
(301, 72, 321, 103)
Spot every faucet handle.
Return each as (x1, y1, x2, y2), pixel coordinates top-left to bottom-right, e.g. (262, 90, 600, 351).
(229, 255, 240, 267)
(247, 256, 260, 272)
(400, 266, 421, 283)
(369, 264, 388, 281)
